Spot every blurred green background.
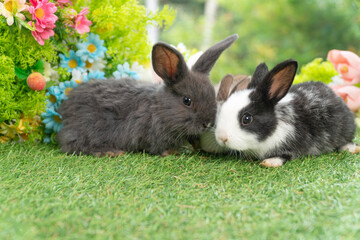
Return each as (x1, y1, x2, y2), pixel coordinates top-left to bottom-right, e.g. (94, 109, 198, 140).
(143, 0, 360, 83)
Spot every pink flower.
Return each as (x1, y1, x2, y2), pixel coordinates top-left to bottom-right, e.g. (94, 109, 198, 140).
(30, 21, 55, 45)
(55, 0, 72, 9)
(28, 0, 58, 45)
(331, 85, 360, 112)
(29, 0, 39, 7)
(29, 0, 58, 28)
(327, 50, 360, 85)
(74, 7, 91, 34)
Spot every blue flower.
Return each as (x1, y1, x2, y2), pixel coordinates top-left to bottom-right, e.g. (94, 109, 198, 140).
(58, 80, 78, 100)
(41, 108, 63, 133)
(83, 70, 106, 83)
(113, 62, 140, 80)
(43, 135, 52, 144)
(46, 85, 65, 108)
(43, 128, 57, 144)
(59, 50, 85, 73)
(76, 33, 107, 63)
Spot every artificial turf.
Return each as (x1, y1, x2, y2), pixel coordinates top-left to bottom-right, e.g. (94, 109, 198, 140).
(1, 140, 360, 239)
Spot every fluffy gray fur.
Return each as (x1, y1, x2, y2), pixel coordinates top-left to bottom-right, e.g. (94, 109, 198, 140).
(57, 34, 239, 155)
(269, 81, 356, 159)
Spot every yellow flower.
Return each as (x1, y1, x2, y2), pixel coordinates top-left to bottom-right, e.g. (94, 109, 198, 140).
(0, 122, 19, 141)
(0, 117, 40, 142)
(0, 136, 10, 143)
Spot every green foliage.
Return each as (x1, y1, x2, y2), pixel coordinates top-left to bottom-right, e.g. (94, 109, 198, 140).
(214, 0, 360, 78)
(0, 54, 46, 123)
(55, 67, 72, 83)
(13, 84, 47, 119)
(15, 60, 45, 80)
(161, 0, 360, 82)
(0, 55, 16, 122)
(157, 1, 205, 47)
(0, 20, 52, 125)
(0, 21, 57, 69)
(294, 58, 339, 84)
(75, 0, 176, 70)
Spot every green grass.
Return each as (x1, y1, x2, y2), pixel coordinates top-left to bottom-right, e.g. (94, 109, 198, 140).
(1, 141, 360, 240)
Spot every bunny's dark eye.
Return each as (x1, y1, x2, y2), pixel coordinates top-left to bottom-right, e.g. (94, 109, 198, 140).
(241, 113, 253, 125)
(183, 97, 192, 106)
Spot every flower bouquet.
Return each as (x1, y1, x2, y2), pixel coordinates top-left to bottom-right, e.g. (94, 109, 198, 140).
(0, 0, 175, 143)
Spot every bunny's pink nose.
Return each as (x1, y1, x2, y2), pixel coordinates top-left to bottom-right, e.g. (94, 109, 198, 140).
(216, 130, 228, 144)
(219, 136, 228, 143)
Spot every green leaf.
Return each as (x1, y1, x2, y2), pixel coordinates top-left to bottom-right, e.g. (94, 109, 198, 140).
(15, 66, 31, 80)
(32, 60, 44, 74)
(17, 17, 36, 31)
(45, 80, 58, 89)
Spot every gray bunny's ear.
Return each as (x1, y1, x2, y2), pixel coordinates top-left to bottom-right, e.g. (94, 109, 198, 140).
(191, 34, 239, 74)
(152, 43, 188, 85)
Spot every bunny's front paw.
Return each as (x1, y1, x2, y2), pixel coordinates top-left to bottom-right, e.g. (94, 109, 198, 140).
(340, 143, 360, 154)
(161, 150, 180, 157)
(93, 151, 126, 157)
(260, 157, 285, 167)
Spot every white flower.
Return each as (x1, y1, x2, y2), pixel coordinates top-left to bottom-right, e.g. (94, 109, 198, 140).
(113, 62, 142, 80)
(85, 58, 106, 73)
(176, 43, 187, 53)
(329, 75, 345, 87)
(43, 62, 59, 82)
(71, 69, 87, 84)
(186, 51, 203, 69)
(0, 0, 28, 26)
(138, 67, 155, 83)
(130, 61, 144, 73)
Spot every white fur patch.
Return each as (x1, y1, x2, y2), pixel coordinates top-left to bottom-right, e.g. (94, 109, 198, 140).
(215, 90, 258, 149)
(341, 143, 360, 154)
(255, 117, 295, 158)
(255, 94, 296, 157)
(260, 157, 284, 167)
(215, 91, 296, 158)
(279, 93, 294, 105)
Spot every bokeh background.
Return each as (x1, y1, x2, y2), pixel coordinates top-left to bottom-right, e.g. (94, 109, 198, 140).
(141, 0, 360, 83)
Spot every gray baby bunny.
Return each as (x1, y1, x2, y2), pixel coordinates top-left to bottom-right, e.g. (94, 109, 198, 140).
(57, 34, 239, 156)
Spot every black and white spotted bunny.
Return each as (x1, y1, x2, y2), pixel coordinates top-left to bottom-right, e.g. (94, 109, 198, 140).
(215, 59, 358, 167)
